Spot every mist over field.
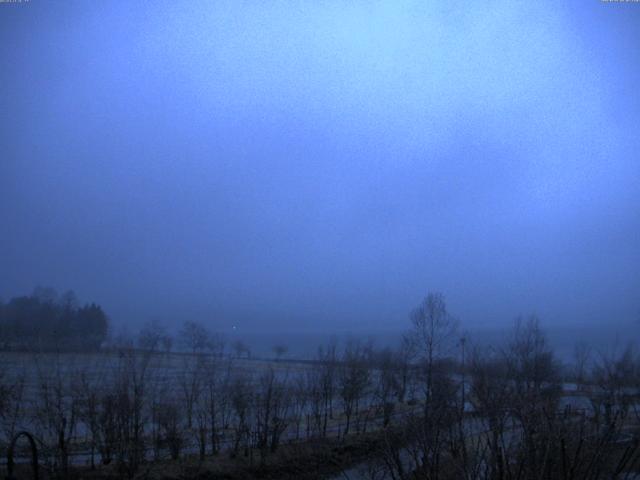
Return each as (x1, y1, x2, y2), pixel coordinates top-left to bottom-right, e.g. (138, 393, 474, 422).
(1, 0, 639, 339)
(1, 1, 639, 479)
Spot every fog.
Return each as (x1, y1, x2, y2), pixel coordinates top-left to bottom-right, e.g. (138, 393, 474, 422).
(1, 1, 639, 338)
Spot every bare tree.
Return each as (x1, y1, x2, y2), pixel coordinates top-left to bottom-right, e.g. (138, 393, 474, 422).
(232, 340, 251, 359)
(111, 347, 153, 478)
(338, 339, 371, 436)
(201, 346, 231, 456)
(0, 362, 25, 452)
(393, 335, 416, 403)
(408, 292, 458, 413)
(179, 354, 205, 429)
(573, 340, 592, 388)
(316, 338, 338, 437)
(180, 320, 212, 354)
(157, 398, 183, 460)
(77, 364, 106, 469)
(33, 354, 79, 477)
(161, 334, 173, 354)
(373, 348, 397, 428)
(289, 372, 309, 440)
(503, 316, 561, 478)
(137, 320, 170, 352)
(254, 366, 290, 462)
(592, 343, 639, 425)
(468, 346, 515, 479)
(229, 371, 253, 457)
(272, 344, 288, 360)
(306, 367, 324, 437)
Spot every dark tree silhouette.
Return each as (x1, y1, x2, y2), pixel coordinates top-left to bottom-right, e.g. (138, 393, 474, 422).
(0, 288, 109, 351)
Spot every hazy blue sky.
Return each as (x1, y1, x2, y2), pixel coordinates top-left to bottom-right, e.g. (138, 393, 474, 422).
(1, 1, 638, 334)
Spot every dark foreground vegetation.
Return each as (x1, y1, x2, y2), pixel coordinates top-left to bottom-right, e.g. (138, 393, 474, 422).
(1, 292, 640, 479)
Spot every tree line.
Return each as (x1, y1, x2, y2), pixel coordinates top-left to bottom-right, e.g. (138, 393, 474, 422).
(0, 287, 109, 351)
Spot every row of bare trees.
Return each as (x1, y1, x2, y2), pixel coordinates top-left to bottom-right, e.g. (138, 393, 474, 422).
(361, 294, 640, 480)
(0, 321, 417, 478)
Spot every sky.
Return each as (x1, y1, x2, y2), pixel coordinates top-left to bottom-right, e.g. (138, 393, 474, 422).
(1, 0, 639, 336)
